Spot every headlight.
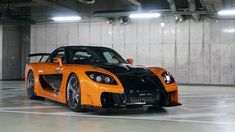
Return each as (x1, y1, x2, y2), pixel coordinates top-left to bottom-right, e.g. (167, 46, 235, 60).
(86, 72, 117, 85)
(161, 72, 175, 84)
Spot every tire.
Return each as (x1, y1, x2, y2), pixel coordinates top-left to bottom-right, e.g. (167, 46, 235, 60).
(66, 74, 85, 112)
(26, 71, 43, 100)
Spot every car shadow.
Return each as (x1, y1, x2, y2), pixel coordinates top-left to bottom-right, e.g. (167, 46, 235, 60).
(88, 107, 168, 116)
(35, 99, 168, 116)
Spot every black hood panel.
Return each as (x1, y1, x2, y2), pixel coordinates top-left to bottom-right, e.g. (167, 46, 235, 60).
(93, 63, 152, 75)
(93, 63, 164, 91)
(93, 63, 168, 105)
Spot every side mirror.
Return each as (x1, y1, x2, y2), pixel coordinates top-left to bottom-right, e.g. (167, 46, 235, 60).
(53, 57, 63, 66)
(126, 58, 133, 65)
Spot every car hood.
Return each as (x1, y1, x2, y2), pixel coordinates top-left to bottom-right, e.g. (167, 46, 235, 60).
(92, 63, 152, 76)
(92, 63, 167, 103)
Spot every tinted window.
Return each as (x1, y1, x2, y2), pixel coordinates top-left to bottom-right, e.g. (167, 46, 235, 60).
(103, 51, 119, 64)
(56, 50, 65, 58)
(48, 49, 65, 63)
(70, 48, 102, 64)
(67, 47, 126, 64)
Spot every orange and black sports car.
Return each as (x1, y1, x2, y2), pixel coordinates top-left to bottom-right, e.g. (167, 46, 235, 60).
(25, 46, 180, 112)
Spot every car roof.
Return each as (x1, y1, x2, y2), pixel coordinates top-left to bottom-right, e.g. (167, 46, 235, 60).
(57, 45, 112, 49)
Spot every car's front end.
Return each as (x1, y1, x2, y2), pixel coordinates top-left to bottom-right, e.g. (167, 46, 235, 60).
(64, 46, 180, 110)
(78, 63, 180, 109)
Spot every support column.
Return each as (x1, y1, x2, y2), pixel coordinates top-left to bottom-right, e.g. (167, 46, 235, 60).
(0, 26, 2, 80)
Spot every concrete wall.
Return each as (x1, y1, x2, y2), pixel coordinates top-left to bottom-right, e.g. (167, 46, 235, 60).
(30, 16, 235, 85)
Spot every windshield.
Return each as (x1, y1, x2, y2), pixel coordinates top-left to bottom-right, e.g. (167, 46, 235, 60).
(67, 47, 127, 64)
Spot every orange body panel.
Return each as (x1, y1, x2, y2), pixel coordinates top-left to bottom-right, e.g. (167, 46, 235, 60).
(148, 67, 179, 104)
(25, 62, 124, 107)
(25, 63, 179, 108)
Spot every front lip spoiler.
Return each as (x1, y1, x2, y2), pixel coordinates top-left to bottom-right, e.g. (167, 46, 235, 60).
(101, 92, 168, 109)
(165, 102, 182, 107)
(125, 102, 146, 105)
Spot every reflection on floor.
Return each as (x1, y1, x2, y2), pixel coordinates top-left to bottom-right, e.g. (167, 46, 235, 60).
(0, 81, 235, 132)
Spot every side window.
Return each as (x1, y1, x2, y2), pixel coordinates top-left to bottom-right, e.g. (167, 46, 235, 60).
(48, 50, 65, 63)
(55, 50, 65, 58)
(103, 51, 119, 64)
(72, 50, 93, 64)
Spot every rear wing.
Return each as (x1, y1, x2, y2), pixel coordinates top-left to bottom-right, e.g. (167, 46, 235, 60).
(28, 53, 51, 62)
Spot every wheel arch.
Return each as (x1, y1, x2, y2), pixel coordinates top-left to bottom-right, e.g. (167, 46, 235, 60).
(25, 64, 38, 80)
(25, 65, 36, 88)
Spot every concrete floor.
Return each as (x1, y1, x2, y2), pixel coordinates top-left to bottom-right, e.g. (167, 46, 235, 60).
(0, 81, 235, 132)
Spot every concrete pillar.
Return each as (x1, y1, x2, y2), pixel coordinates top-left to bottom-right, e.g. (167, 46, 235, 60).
(21, 26, 30, 79)
(0, 25, 30, 80)
(2, 26, 22, 79)
(0, 26, 2, 80)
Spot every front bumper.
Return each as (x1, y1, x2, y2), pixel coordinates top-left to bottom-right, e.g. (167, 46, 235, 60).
(100, 91, 178, 108)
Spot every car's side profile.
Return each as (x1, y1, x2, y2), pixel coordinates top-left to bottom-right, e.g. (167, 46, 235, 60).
(25, 46, 180, 112)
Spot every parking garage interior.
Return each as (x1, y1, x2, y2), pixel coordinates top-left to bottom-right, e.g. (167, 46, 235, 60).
(0, 0, 235, 132)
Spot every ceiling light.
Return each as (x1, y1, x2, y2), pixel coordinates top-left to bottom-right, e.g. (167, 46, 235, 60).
(175, 16, 179, 20)
(223, 28, 235, 33)
(78, 0, 95, 4)
(119, 16, 130, 24)
(218, 9, 235, 16)
(106, 18, 114, 24)
(52, 16, 81, 22)
(129, 12, 161, 19)
(160, 22, 165, 27)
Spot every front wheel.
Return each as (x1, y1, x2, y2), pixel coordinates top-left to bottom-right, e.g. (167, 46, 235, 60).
(66, 74, 84, 112)
(26, 71, 43, 100)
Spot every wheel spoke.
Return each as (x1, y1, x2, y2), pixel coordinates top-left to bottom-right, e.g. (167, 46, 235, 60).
(75, 94, 79, 104)
(27, 72, 35, 98)
(67, 75, 80, 110)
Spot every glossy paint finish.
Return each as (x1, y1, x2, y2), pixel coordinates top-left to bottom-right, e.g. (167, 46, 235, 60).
(25, 59, 179, 108)
(0, 81, 235, 132)
(25, 62, 125, 107)
(30, 17, 235, 85)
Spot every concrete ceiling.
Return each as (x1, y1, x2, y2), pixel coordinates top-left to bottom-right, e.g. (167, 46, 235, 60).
(0, 0, 231, 24)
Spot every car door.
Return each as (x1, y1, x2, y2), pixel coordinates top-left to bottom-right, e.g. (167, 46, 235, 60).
(38, 48, 65, 93)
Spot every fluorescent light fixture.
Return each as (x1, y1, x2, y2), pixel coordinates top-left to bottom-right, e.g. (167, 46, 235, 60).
(129, 12, 161, 19)
(218, 9, 235, 16)
(160, 22, 165, 27)
(223, 28, 235, 33)
(52, 16, 81, 22)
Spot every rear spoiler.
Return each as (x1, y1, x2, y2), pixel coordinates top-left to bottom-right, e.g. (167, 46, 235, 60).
(28, 53, 51, 62)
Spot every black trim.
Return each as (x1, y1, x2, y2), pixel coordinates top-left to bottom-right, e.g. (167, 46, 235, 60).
(100, 92, 169, 108)
(85, 71, 118, 85)
(28, 53, 51, 62)
(28, 53, 51, 57)
(39, 74, 63, 92)
(47, 47, 66, 63)
(91, 64, 170, 107)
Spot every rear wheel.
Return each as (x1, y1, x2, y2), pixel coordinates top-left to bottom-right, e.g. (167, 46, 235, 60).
(26, 71, 43, 100)
(66, 74, 84, 112)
